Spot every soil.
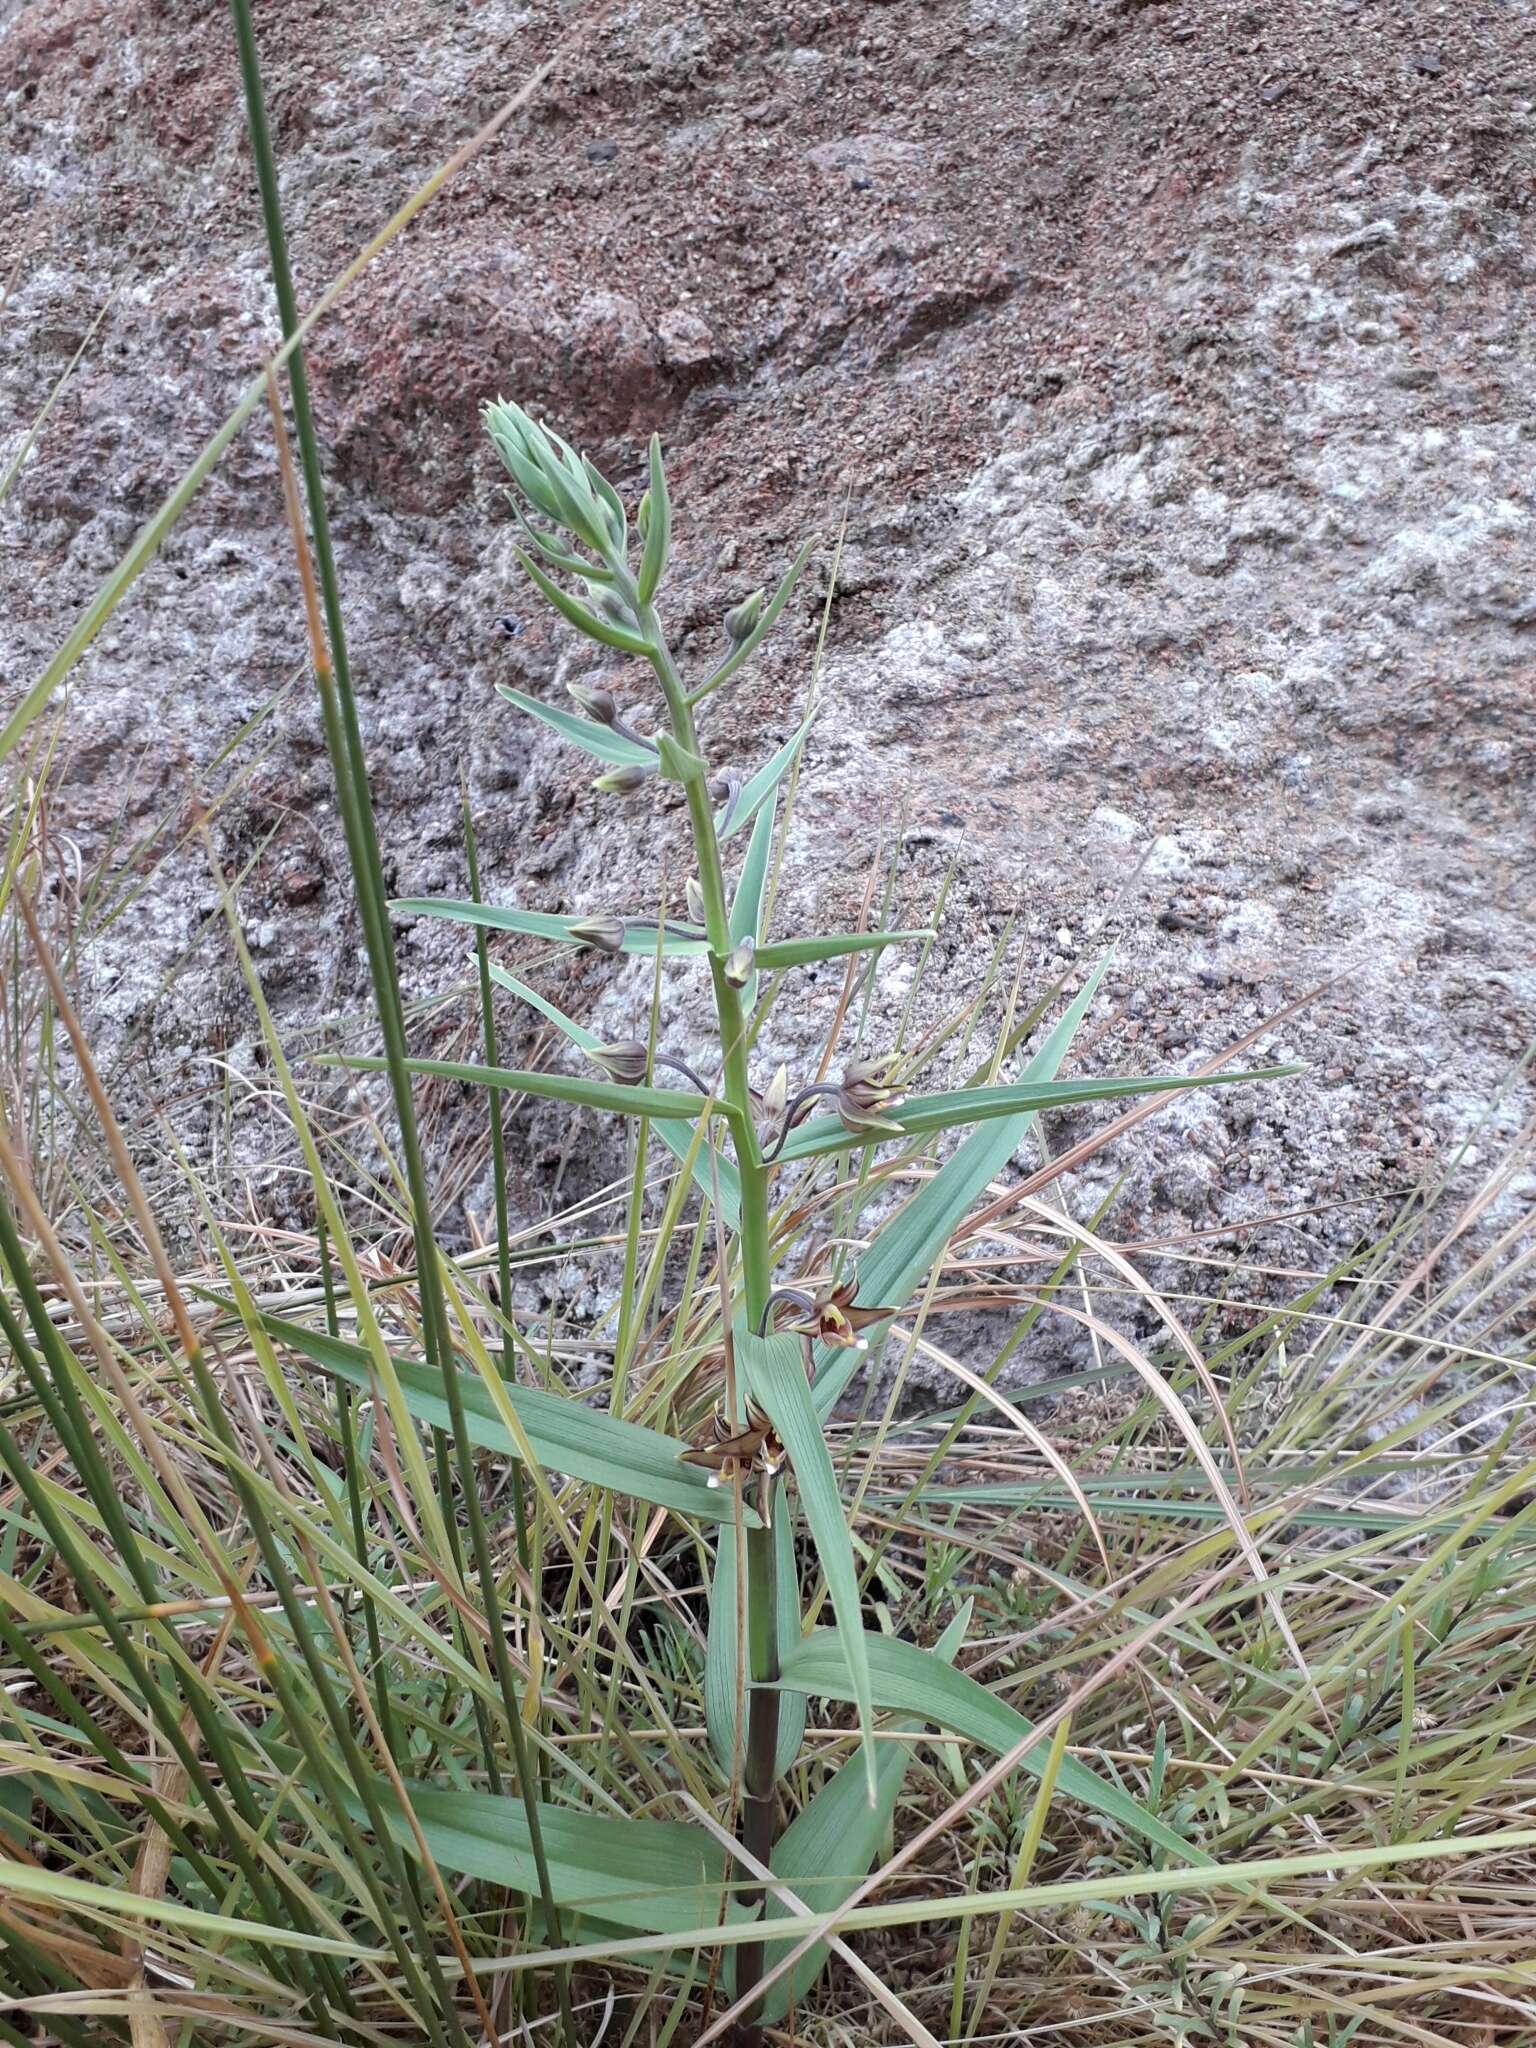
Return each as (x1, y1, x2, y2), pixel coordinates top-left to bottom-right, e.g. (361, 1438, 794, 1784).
(3, 0, 1534, 1361)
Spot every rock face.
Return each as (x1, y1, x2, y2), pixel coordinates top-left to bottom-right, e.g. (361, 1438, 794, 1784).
(3, 0, 1533, 1314)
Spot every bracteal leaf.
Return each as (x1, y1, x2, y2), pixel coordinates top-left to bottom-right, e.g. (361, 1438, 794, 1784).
(390, 898, 713, 957)
(812, 962, 1109, 1415)
(716, 704, 815, 840)
(495, 686, 655, 769)
(320, 1052, 708, 1122)
(776, 1065, 1296, 1165)
(487, 966, 740, 1227)
(637, 431, 670, 604)
(754, 929, 932, 971)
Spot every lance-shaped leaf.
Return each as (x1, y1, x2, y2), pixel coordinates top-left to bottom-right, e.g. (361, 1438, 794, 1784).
(774, 1065, 1297, 1166)
(488, 966, 740, 1227)
(319, 1052, 710, 1122)
(656, 731, 710, 785)
(705, 1514, 806, 1785)
(745, 1606, 969, 2021)
(753, 928, 932, 971)
(637, 431, 670, 604)
(812, 964, 1108, 1415)
(779, 1628, 1204, 1864)
(716, 706, 816, 841)
(741, 1331, 875, 1801)
(261, 1314, 758, 1527)
(727, 793, 777, 1011)
(495, 686, 655, 769)
(694, 536, 818, 707)
(263, 1740, 734, 1938)
(391, 898, 714, 956)
(514, 546, 652, 657)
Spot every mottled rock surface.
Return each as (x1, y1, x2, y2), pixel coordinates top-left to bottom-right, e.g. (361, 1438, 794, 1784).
(3, 0, 1533, 1344)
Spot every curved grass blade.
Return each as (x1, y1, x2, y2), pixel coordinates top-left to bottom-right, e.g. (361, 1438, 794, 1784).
(778, 1629, 1203, 1864)
(741, 1331, 875, 1800)
(261, 1314, 759, 1526)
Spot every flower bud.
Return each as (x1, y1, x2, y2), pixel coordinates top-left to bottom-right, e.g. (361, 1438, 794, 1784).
(723, 589, 765, 645)
(836, 1055, 906, 1134)
(598, 590, 639, 629)
(685, 877, 708, 926)
(589, 1040, 649, 1085)
(760, 1063, 788, 1124)
(567, 681, 618, 725)
(568, 914, 626, 954)
(723, 938, 755, 988)
(592, 763, 654, 796)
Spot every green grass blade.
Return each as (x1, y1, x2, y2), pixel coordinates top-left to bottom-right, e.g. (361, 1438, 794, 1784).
(749, 1608, 968, 2022)
(741, 1331, 874, 1799)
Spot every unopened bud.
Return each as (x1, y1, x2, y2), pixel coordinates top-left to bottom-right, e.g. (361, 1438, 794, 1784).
(568, 914, 627, 954)
(598, 590, 639, 629)
(685, 878, 708, 926)
(593, 763, 654, 796)
(589, 1040, 649, 1085)
(761, 1063, 788, 1123)
(723, 938, 756, 988)
(567, 682, 618, 725)
(723, 589, 765, 645)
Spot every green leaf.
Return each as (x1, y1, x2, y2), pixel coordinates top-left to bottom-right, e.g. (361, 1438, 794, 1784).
(728, 794, 777, 1011)
(746, 1606, 970, 2021)
(740, 1331, 874, 1801)
(495, 687, 655, 769)
(778, 1629, 1204, 1864)
(320, 1052, 710, 1123)
(584, 455, 629, 554)
(716, 706, 816, 841)
(637, 431, 670, 604)
(705, 1515, 806, 1784)
(264, 1314, 758, 1526)
(694, 536, 818, 707)
(488, 966, 741, 1227)
(754, 929, 932, 971)
(267, 1748, 733, 1939)
(656, 731, 710, 785)
(813, 962, 1110, 1415)
(515, 547, 652, 657)
(391, 898, 713, 956)
(777, 1065, 1297, 1166)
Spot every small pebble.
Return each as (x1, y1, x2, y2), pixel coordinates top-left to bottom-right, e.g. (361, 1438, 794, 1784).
(586, 139, 618, 162)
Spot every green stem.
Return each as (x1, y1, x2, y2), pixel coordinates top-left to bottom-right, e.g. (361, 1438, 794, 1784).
(641, 598, 782, 2043)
